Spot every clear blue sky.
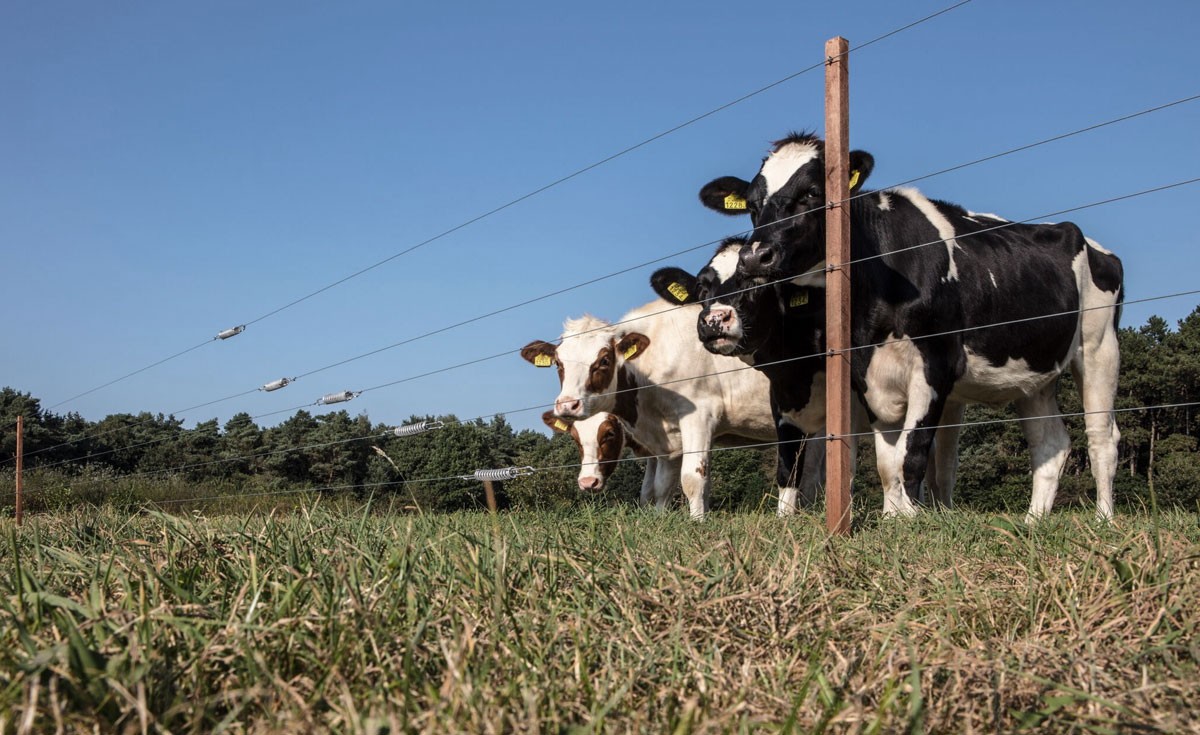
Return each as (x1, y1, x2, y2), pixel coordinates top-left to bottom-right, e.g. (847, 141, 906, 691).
(3, 0, 1198, 436)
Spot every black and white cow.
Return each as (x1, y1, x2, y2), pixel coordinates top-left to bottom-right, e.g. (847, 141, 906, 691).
(698, 132, 1124, 521)
(651, 237, 947, 507)
(650, 238, 839, 510)
(521, 301, 821, 516)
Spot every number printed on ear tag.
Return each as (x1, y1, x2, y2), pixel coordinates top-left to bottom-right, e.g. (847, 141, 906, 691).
(789, 290, 809, 308)
(667, 282, 690, 303)
(723, 193, 747, 210)
(534, 354, 553, 367)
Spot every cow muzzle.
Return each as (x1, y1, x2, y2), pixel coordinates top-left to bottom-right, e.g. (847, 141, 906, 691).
(578, 474, 603, 492)
(555, 396, 584, 417)
(739, 242, 779, 281)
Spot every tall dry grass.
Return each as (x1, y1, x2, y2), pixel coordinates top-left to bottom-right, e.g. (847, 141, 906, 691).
(1, 506, 1197, 733)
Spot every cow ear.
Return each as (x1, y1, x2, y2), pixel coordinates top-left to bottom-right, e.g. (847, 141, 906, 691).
(615, 333, 651, 361)
(848, 151, 874, 193)
(649, 267, 697, 305)
(520, 340, 557, 368)
(542, 411, 574, 434)
(699, 176, 752, 215)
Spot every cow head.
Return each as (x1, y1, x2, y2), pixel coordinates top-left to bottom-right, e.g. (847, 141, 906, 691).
(521, 316, 650, 417)
(651, 238, 819, 358)
(543, 410, 626, 491)
(700, 132, 873, 284)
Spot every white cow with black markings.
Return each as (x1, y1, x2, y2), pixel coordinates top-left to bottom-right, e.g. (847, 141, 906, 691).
(522, 300, 823, 517)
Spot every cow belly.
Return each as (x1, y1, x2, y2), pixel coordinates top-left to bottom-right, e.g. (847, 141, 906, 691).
(953, 351, 1060, 404)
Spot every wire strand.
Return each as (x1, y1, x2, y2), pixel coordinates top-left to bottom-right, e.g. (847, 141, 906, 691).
(33, 0, 976, 418)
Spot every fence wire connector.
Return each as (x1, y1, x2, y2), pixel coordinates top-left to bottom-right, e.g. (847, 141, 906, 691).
(317, 390, 360, 405)
(466, 466, 535, 482)
(217, 325, 246, 340)
(393, 420, 445, 437)
(261, 377, 294, 392)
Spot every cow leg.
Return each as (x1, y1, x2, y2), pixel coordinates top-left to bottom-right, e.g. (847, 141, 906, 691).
(775, 422, 808, 515)
(1016, 384, 1071, 522)
(927, 401, 965, 508)
(651, 456, 682, 511)
(1073, 309, 1121, 521)
(873, 423, 916, 516)
(799, 436, 826, 509)
(638, 457, 658, 507)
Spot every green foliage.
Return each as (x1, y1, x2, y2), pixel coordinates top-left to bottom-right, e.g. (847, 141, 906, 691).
(2, 306, 1198, 516)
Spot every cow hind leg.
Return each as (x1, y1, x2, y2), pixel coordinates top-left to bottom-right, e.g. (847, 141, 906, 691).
(652, 456, 683, 511)
(927, 401, 965, 508)
(1016, 385, 1072, 522)
(1073, 311, 1121, 521)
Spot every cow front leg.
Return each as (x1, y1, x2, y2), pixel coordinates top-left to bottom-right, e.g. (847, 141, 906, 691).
(651, 456, 683, 511)
(775, 421, 810, 515)
(875, 387, 947, 517)
(638, 456, 659, 507)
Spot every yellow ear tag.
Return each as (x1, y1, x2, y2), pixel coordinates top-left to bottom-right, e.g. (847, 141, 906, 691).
(553, 419, 569, 432)
(789, 290, 809, 308)
(723, 193, 747, 210)
(848, 170, 861, 190)
(533, 354, 553, 368)
(623, 343, 639, 360)
(667, 282, 690, 303)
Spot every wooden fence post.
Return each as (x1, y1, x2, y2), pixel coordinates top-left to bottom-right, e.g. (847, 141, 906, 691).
(825, 37, 853, 536)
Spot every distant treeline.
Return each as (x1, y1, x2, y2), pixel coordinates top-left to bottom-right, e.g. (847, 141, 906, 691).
(3, 308, 1198, 515)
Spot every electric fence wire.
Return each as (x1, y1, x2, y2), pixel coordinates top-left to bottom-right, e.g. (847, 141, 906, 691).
(34, 0, 976, 417)
(5, 284, 1197, 504)
(12, 80, 1194, 466)
(7, 170, 1198, 476)
(109, 400, 1200, 511)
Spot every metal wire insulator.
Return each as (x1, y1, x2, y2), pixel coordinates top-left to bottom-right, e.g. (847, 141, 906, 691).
(217, 325, 246, 340)
(318, 390, 357, 405)
(469, 466, 535, 482)
(393, 420, 444, 437)
(262, 377, 292, 392)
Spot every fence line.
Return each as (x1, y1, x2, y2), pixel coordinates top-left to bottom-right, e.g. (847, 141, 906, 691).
(12, 92, 1195, 467)
(8, 399, 1192, 513)
(35, 1, 977, 420)
(4, 285, 1196, 502)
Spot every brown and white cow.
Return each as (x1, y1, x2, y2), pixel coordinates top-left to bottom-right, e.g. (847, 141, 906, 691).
(522, 299, 822, 517)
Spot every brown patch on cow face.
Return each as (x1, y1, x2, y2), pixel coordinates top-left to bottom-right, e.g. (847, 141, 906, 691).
(613, 367, 640, 426)
(584, 344, 617, 394)
(595, 415, 625, 481)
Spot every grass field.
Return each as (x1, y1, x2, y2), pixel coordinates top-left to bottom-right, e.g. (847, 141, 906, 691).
(2, 505, 1198, 734)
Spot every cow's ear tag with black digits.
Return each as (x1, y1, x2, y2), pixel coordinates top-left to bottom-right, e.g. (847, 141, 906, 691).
(848, 170, 861, 190)
(533, 354, 553, 368)
(667, 282, 691, 304)
(723, 193, 748, 211)
(789, 290, 809, 309)
(553, 418, 570, 432)
(623, 343, 640, 360)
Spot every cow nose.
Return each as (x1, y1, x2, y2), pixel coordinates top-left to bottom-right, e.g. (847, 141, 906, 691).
(740, 243, 777, 276)
(705, 306, 734, 329)
(555, 397, 583, 416)
(578, 476, 602, 491)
